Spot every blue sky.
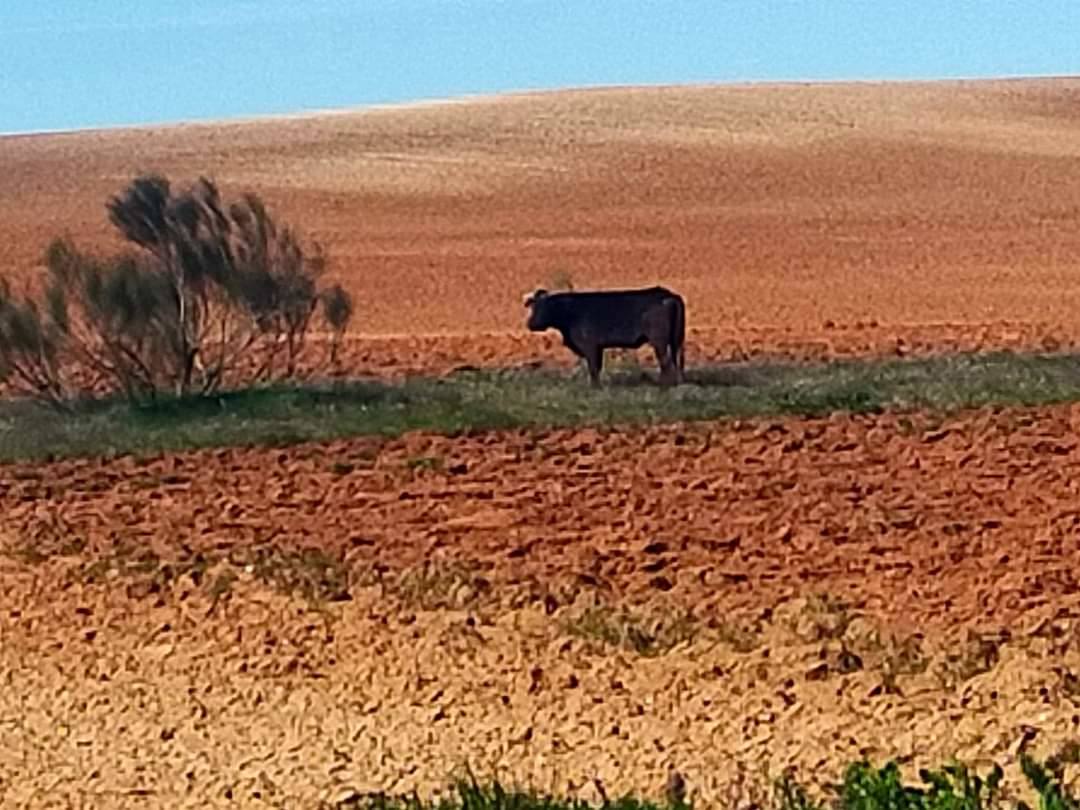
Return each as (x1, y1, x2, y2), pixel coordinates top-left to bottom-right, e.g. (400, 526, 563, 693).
(2, 1, 1078, 134)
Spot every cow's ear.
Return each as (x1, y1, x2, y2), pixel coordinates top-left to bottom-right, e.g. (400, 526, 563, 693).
(523, 288, 548, 307)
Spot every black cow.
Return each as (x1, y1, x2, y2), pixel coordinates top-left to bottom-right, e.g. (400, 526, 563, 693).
(523, 285, 686, 386)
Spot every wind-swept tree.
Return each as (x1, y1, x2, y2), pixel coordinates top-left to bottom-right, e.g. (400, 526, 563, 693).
(0, 173, 355, 406)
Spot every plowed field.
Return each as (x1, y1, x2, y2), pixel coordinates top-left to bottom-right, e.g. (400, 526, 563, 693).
(5, 78, 1080, 808)
(5, 406, 1080, 806)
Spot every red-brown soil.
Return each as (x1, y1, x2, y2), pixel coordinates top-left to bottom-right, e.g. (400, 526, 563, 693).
(6, 405, 1080, 632)
(6, 78, 1080, 807)
(5, 405, 1080, 806)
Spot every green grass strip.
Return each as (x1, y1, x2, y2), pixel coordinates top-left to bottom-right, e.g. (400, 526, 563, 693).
(5, 350, 1080, 463)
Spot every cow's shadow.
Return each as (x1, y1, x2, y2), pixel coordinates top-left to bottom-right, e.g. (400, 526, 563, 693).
(601, 361, 783, 390)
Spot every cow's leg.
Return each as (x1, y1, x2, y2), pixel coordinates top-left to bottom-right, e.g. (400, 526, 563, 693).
(559, 330, 590, 381)
(669, 297, 686, 385)
(567, 327, 604, 387)
(584, 345, 604, 387)
(641, 307, 678, 387)
(651, 342, 677, 387)
(643, 324, 675, 387)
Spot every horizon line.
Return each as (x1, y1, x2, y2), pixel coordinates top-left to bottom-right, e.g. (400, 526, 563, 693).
(2, 72, 1077, 140)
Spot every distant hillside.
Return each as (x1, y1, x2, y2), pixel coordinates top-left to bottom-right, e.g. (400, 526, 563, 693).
(4, 78, 1080, 336)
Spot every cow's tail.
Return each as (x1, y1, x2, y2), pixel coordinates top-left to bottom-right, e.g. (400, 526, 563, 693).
(669, 293, 686, 382)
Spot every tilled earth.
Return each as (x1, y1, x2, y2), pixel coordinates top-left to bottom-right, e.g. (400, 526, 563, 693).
(5, 406, 1080, 807)
(7, 78, 1080, 808)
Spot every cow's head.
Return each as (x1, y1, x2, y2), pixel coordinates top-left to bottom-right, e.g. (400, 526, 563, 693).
(523, 288, 551, 331)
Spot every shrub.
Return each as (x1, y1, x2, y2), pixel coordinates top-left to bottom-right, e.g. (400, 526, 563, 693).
(0, 278, 66, 403)
(0, 174, 354, 406)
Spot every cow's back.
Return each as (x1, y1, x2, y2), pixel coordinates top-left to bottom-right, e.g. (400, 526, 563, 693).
(547, 286, 680, 345)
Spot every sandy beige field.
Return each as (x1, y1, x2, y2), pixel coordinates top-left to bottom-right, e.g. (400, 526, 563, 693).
(5, 78, 1080, 808)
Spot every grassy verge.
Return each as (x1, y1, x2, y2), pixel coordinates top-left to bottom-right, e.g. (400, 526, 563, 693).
(343, 751, 1077, 810)
(5, 350, 1080, 463)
